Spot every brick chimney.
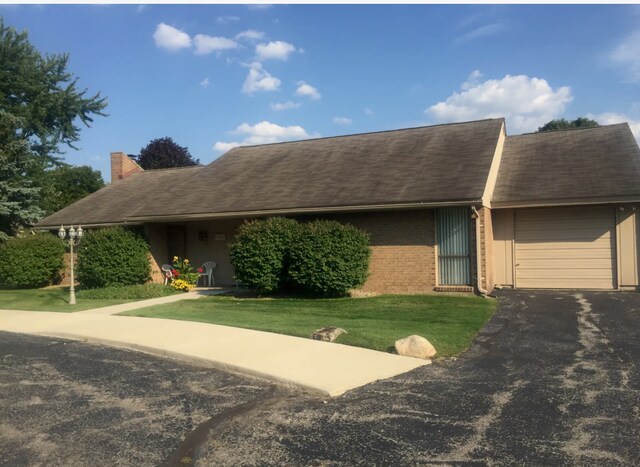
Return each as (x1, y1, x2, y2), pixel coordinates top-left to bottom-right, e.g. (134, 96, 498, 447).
(110, 152, 143, 183)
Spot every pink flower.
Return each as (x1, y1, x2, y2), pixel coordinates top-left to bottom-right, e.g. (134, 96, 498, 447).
(197, 267, 204, 273)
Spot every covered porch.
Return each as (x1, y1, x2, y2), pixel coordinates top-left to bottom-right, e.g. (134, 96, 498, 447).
(145, 219, 244, 287)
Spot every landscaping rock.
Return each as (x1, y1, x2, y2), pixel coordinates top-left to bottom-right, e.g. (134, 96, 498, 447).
(311, 327, 347, 342)
(394, 335, 437, 359)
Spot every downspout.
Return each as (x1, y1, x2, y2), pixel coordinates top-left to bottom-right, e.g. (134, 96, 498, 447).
(471, 206, 489, 296)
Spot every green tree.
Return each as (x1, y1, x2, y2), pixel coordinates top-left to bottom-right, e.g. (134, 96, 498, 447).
(537, 117, 599, 132)
(0, 19, 107, 237)
(135, 137, 200, 170)
(0, 111, 43, 240)
(39, 165, 105, 216)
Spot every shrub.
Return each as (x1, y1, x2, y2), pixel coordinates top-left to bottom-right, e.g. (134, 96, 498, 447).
(77, 226, 150, 288)
(288, 220, 371, 297)
(0, 233, 65, 288)
(76, 284, 179, 300)
(230, 217, 300, 294)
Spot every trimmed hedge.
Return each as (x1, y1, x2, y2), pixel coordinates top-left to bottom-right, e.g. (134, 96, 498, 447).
(76, 284, 179, 300)
(77, 226, 151, 289)
(0, 233, 65, 288)
(289, 220, 371, 296)
(230, 217, 300, 294)
(231, 217, 371, 297)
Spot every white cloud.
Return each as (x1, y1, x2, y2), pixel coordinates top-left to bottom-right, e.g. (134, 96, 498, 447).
(136, 5, 148, 13)
(426, 71, 572, 133)
(216, 15, 240, 24)
(153, 23, 191, 51)
(587, 112, 640, 141)
(213, 120, 317, 151)
(200, 78, 210, 88)
(454, 22, 507, 44)
(256, 41, 296, 60)
(213, 141, 241, 152)
(193, 34, 238, 55)
(248, 4, 272, 10)
(236, 29, 266, 41)
(242, 61, 281, 94)
(364, 107, 374, 115)
(271, 101, 300, 111)
(609, 31, 640, 83)
(295, 81, 321, 100)
(333, 117, 352, 125)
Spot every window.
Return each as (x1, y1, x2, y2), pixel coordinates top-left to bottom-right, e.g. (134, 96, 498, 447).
(437, 208, 471, 285)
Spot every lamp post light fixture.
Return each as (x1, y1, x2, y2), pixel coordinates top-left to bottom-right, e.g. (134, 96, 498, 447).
(58, 225, 83, 305)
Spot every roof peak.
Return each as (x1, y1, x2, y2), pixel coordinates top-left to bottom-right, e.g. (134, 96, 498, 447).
(224, 118, 505, 152)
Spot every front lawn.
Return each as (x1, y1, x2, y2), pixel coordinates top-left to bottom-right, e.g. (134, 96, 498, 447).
(0, 287, 132, 312)
(0, 284, 179, 312)
(123, 294, 496, 356)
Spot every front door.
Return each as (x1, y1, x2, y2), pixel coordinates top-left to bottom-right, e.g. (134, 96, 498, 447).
(167, 225, 187, 261)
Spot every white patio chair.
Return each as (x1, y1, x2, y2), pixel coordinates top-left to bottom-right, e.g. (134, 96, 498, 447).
(199, 261, 216, 287)
(161, 264, 174, 285)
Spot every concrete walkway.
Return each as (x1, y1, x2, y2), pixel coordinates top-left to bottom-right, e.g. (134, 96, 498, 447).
(0, 292, 429, 396)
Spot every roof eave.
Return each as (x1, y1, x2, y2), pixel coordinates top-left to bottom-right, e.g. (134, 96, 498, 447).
(491, 196, 640, 209)
(126, 200, 483, 222)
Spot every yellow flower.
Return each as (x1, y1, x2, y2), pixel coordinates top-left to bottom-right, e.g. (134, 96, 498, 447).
(173, 256, 179, 262)
(184, 259, 189, 264)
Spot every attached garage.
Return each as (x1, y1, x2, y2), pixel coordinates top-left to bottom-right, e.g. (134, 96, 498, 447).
(513, 207, 616, 289)
(493, 205, 640, 290)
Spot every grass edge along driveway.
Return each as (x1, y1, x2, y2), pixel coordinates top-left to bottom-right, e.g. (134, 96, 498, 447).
(0, 288, 132, 312)
(122, 294, 496, 357)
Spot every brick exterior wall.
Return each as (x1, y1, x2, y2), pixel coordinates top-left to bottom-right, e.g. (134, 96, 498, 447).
(320, 210, 437, 294)
(146, 223, 169, 283)
(473, 206, 494, 293)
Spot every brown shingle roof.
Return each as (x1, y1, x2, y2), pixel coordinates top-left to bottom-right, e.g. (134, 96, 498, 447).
(128, 118, 504, 219)
(36, 166, 203, 227)
(492, 123, 640, 206)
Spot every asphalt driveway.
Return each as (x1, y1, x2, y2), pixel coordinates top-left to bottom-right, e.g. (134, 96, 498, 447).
(1, 290, 639, 466)
(199, 290, 640, 465)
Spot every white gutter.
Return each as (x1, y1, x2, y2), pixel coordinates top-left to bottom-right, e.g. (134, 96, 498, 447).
(471, 206, 488, 296)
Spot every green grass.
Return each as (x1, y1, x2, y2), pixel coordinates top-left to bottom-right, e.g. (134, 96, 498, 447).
(0, 284, 182, 312)
(123, 294, 496, 356)
(0, 287, 133, 312)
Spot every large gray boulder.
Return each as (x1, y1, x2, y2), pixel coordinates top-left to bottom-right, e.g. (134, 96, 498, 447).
(395, 335, 437, 359)
(311, 327, 347, 342)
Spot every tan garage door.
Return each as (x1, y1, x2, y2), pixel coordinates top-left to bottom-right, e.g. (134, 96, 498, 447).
(515, 207, 616, 289)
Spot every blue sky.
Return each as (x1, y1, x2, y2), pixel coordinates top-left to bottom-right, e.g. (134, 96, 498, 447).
(2, 4, 640, 179)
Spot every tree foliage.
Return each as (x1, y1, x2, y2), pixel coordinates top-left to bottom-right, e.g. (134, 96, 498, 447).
(39, 165, 104, 216)
(0, 111, 43, 240)
(0, 19, 107, 237)
(537, 117, 599, 133)
(136, 137, 200, 170)
(0, 19, 107, 163)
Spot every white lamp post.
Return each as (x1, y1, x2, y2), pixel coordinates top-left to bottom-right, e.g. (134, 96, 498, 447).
(58, 225, 84, 305)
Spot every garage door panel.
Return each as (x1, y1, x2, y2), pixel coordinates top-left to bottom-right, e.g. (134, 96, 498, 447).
(518, 278, 615, 289)
(516, 248, 613, 259)
(516, 218, 614, 232)
(516, 258, 613, 269)
(517, 268, 614, 280)
(515, 230, 612, 242)
(514, 207, 616, 289)
(514, 207, 612, 221)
